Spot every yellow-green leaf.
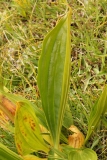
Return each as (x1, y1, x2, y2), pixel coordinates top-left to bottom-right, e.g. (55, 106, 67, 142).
(85, 85, 107, 143)
(15, 101, 49, 155)
(68, 148, 97, 160)
(37, 8, 71, 147)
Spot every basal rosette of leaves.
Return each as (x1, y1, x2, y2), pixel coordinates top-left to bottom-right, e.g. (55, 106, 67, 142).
(1, 1, 107, 160)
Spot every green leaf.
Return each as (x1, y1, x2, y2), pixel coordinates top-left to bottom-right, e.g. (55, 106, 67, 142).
(37, 9, 71, 148)
(85, 85, 107, 143)
(68, 148, 97, 160)
(15, 101, 49, 155)
(0, 142, 23, 160)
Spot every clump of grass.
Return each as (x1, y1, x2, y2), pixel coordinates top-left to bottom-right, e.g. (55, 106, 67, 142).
(0, 127, 17, 153)
(0, 0, 65, 99)
(69, 0, 107, 159)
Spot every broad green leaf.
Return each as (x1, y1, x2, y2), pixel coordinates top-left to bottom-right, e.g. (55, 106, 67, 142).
(68, 148, 97, 160)
(37, 9, 71, 147)
(15, 101, 49, 155)
(85, 85, 107, 143)
(0, 142, 23, 160)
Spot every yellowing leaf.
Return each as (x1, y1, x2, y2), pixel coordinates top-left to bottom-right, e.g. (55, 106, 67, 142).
(15, 101, 49, 155)
(0, 110, 9, 127)
(68, 125, 85, 148)
(0, 109, 14, 132)
(0, 95, 16, 122)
